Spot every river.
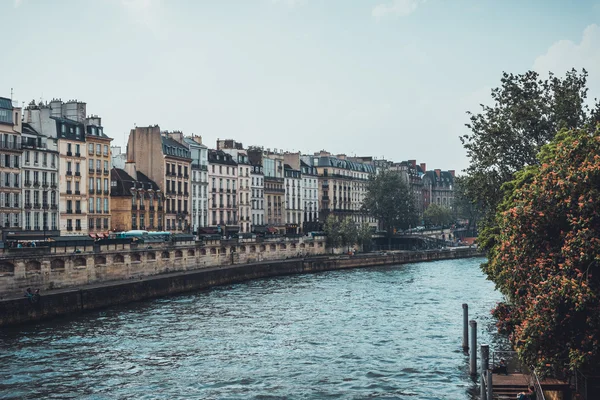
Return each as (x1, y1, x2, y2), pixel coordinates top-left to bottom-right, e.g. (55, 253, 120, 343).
(0, 257, 505, 400)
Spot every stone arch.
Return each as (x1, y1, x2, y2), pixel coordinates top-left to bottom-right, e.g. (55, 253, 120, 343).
(270, 244, 276, 251)
(239, 245, 246, 253)
(174, 250, 183, 258)
(260, 244, 266, 252)
(187, 249, 195, 256)
(51, 259, 65, 271)
(94, 255, 106, 265)
(300, 243, 306, 249)
(220, 247, 226, 254)
(113, 254, 124, 263)
(0, 261, 15, 275)
(210, 248, 216, 255)
(291, 243, 297, 249)
(318, 242, 323, 248)
(279, 243, 287, 250)
(249, 245, 256, 253)
(309, 242, 315, 248)
(200, 248, 207, 255)
(147, 252, 156, 260)
(131, 253, 141, 262)
(73, 257, 87, 267)
(25, 260, 41, 272)
(161, 251, 170, 259)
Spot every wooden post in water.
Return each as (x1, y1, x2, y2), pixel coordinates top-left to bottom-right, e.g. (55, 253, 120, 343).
(480, 344, 489, 400)
(486, 369, 493, 399)
(462, 303, 469, 351)
(469, 320, 477, 375)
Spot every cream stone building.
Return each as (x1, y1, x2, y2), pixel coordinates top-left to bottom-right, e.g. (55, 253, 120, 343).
(0, 97, 22, 240)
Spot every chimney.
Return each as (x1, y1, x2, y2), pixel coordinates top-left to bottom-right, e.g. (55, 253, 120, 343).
(191, 135, 203, 145)
(420, 163, 426, 172)
(125, 161, 137, 181)
(409, 159, 416, 168)
(435, 169, 441, 178)
(449, 170, 455, 177)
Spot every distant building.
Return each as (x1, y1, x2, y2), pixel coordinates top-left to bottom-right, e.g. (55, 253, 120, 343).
(393, 160, 426, 216)
(300, 160, 320, 232)
(283, 164, 302, 235)
(110, 164, 164, 232)
(249, 152, 264, 232)
(184, 136, 209, 235)
(423, 169, 455, 210)
(207, 149, 238, 236)
(0, 97, 22, 240)
(248, 148, 285, 234)
(85, 115, 112, 235)
(217, 140, 252, 234)
(126, 127, 191, 232)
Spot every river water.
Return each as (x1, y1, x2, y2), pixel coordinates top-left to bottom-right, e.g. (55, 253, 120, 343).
(0, 257, 505, 400)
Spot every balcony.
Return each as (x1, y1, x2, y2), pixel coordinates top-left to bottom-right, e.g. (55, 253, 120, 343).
(75, 226, 82, 231)
(157, 206, 163, 211)
(184, 192, 189, 196)
(51, 183, 57, 189)
(34, 203, 41, 209)
(89, 189, 95, 195)
(149, 206, 155, 211)
(24, 203, 32, 209)
(0, 141, 21, 150)
(89, 209, 94, 214)
(66, 209, 73, 214)
(75, 171, 81, 177)
(212, 188, 216, 192)
(66, 171, 72, 176)
(67, 226, 73, 231)
(67, 151, 73, 156)
(103, 190, 109, 195)
(96, 169, 101, 174)
(184, 174, 189, 179)
(66, 189, 72, 195)
(51, 204, 58, 210)
(132, 204, 138, 210)
(139, 205, 145, 210)
(3, 203, 8, 208)
(75, 153, 81, 157)
(75, 209, 82, 214)
(42, 183, 49, 188)
(89, 168, 94, 175)
(24, 180, 31, 187)
(33, 181, 40, 187)
(42, 203, 49, 210)
(103, 169, 109, 176)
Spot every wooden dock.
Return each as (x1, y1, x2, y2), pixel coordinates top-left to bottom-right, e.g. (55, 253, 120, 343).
(491, 372, 570, 399)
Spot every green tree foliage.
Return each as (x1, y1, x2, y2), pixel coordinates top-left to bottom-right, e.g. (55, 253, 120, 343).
(486, 127, 600, 376)
(339, 217, 358, 252)
(423, 203, 453, 229)
(323, 215, 342, 251)
(362, 169, 419, 241)
(460, 69, 599, 250)
(324, 216, 371, 253)
(453, 175, 480, 235)
(357, 223, 374, 252)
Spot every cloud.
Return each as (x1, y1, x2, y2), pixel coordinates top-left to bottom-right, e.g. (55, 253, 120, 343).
(119, 0, 163, 33)
(372, 0, 424, 19)
(533, 24, 600, 96)
(14, 0, 23, 7)
(271, 0, 306, 8)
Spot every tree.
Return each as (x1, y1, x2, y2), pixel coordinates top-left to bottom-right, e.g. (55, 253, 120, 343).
(339, 217, 358, 252)
(485, 126, 600, 376)
(323, 215, 342, 252)
(423, 203, 452, 229)
(362, 169, 419, 245)
(357, 223, 374, 252)
(460, 69, 599, 250)
(453, 175, 480, 236)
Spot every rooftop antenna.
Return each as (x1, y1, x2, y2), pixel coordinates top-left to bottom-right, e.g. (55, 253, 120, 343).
(10, 88, 13, 101)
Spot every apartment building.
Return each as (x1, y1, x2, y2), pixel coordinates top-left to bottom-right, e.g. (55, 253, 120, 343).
(217, 140, 252, 234)
(250, 158, 264, 231)
(21, 122, 59, 240)
(126, 127, 192, 232)
(0, 97, 22, 240)
(300, 160, 320, 232)
(86, 116, 112, 234)
(207, 149, 238, 236)
(183, 135, 209, 235)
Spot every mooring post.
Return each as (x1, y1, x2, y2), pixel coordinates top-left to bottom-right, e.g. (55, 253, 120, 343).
(469, 320, 477, 375)
(462, 303, 469, 351)
(486, 369, 493, 399)
(480, 344, 489, 400)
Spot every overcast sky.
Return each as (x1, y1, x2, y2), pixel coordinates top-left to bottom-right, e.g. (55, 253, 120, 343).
(2, 0, 600, 172)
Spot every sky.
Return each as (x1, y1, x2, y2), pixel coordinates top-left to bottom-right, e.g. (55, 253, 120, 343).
(2, 0, 600, 172)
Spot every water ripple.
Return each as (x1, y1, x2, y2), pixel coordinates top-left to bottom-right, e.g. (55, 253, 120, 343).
(0, 257, 505, 399)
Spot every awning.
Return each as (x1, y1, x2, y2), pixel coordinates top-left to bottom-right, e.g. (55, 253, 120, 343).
(267, 227, 277, 233)
(89, 233, 97, 238)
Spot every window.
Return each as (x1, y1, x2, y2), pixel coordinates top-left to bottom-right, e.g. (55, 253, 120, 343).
(96, 144, 101, 155)
(75, 219, 81, 229)
(96, 198, 101, 213)
(89, 177, 94, 190)
(76, 144, 80, 155)
(96, 178, 101, 191)
(89, 218, 94, 229)
(104, 198, 109, 212)
(67, 161, 72, 172)
(88, 143, 94, 154)
(104, 179, 109, 191)
(103, 145, 108, 156)
(104, 160, 108, 171)
(89, 159, 94, 170)
(75, 162, 80, 173)
(89, 198, 94, 212)
(75, 200, 81, 211)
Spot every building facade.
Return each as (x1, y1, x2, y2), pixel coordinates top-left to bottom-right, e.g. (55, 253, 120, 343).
(0, 97, 22, 240)
(250, 160, 264, 231)
(110, 164, 164, 232)
(207, 149, 238, 236)
(217, 140, 252, 234)
(423, 169, 455, 210)
(86, 116, 112, 235)
(126, 127, 192, 233)
(21, 122, 60, 240)
(284, 164, 302, 235)
(184, 136, 209, 235)
(300, 160, 320, 232)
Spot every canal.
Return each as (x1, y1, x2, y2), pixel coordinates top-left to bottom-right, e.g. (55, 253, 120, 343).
(0, 257, 505, 399)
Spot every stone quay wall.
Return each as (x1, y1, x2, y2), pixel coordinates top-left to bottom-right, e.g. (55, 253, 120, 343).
(0, 247, 483, 327)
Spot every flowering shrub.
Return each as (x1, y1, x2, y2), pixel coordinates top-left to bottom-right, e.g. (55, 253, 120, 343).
(484, 127, 600, 375)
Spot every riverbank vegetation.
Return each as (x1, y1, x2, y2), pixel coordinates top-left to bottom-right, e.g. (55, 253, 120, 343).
(462, 68, 600, 377)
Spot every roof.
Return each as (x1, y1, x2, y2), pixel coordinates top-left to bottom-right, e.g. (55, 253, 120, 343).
(208, 149, 237, 166)
(314, 155, 376, 174)
(424, 170, 454, 187)
(21, 123, 39, 135)
(183, 137, 208, 149)
(161, 136, 191, 159)
(0, 97, 13, 110)
(111, 168, 161, 196)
